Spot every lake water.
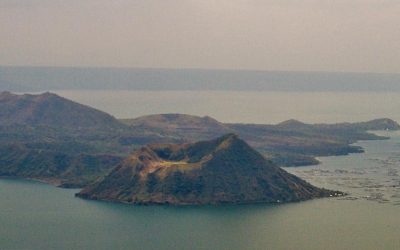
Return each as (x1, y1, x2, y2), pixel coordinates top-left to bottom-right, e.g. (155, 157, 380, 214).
(1, 90, 400, 249)
(56, 90, 400, 124)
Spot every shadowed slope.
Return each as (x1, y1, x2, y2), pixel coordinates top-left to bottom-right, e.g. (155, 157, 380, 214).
(77, 134, 340, 205)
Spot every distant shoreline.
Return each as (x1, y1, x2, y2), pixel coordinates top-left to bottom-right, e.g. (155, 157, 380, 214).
(2, 66, 400, 93)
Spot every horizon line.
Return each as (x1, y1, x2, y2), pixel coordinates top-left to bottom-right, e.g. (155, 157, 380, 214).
(1, 64, 399, 76)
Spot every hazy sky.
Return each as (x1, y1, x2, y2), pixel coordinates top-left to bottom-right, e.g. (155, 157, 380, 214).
(1, 0, 399, 73)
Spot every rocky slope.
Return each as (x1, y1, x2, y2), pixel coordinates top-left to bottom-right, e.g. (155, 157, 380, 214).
(77, 134, 340, 205)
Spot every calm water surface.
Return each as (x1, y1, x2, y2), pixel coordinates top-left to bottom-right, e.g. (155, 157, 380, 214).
(56, 90, 400, 124)
(2, 91, 400, 249)
(1, 178, 399, 249)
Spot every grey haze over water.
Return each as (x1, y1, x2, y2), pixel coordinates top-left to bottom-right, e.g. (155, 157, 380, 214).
(1, 66, 400, 92)
(1, 1, 399, 73)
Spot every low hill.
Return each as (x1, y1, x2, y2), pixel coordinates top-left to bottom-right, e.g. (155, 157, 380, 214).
(121, 113, 232, 141)
(0, 91, 124, 131)
(276, 119, 311, 129)
(77, 134, 340, 205)
(119, 113, 400, 166)
(313, 118, 400, 131)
